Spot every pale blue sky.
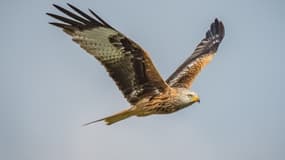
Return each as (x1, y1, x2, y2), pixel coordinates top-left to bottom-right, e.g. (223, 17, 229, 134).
(1, 0, 285, 160)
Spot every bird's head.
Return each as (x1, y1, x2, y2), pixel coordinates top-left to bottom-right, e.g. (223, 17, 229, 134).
(187, 91, 200, 104)
(178, 89, 200, 106)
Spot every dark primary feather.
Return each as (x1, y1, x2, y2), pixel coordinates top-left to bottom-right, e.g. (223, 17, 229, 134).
(47, 3, 108, 31)
(52, 4, 90, 24)
(88, 9, 114, 29)
(47, 4, 169, 104)
(166, 18, 225, 88)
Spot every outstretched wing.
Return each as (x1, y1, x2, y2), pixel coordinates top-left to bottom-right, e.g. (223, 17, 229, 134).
(47, 4, 169, 104)
(166, 19, 224, 89)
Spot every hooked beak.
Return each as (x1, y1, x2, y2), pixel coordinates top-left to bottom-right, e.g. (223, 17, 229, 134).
(192, 95, 200, 103)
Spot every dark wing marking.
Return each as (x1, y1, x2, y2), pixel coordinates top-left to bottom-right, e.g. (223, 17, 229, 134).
(47, 4, 169, 104)
(166, 19, 225, 88)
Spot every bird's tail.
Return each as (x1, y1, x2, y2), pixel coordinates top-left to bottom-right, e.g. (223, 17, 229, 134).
(83, 108, 135, 126)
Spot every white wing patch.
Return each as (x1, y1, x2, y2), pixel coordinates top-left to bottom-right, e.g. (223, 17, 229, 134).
(72, 27, 124, 62)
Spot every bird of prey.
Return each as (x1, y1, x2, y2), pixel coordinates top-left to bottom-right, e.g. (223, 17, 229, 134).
(47, 3, 224, 125)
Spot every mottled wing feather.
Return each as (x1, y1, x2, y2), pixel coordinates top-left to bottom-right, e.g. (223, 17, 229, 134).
(47, 4, 169, 104)
(166, 19, 225, 88)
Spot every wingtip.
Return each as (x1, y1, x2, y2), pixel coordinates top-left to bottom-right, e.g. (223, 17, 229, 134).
(88, 8, 94, 14)
(88, 8, 96, 16)
(66, 3, 76, 10)
(46, 12, 55, 18)
(214, 18, 221, 23)
(201, 18, 225, 52)
(212, 18, 223, 28)
(48, 22, 63, 28)
(66, 3, 78, 11)
(52, 3, 66, 11)
(209, 18, 225, 40)
(52, 3, 58, 8)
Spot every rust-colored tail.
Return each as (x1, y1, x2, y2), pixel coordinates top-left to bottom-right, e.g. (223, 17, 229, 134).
(83, 109, 134, 126)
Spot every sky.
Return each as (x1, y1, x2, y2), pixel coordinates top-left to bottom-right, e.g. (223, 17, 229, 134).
(1, 0, 285, 160)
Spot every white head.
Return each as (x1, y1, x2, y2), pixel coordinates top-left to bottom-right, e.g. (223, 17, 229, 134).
(177, 88, 200, 106)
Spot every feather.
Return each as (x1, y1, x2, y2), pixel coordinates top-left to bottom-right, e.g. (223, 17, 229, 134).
(166, 19, 224, 88)
(47, 4, 169, 104)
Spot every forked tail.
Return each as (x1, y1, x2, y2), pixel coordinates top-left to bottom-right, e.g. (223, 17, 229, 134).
(83, 108, 134, 126)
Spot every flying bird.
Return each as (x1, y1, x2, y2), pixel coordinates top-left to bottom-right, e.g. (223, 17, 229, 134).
(47, 3, 225, 125)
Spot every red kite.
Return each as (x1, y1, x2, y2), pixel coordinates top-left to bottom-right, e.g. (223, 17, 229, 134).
(47, 4, 225, 125)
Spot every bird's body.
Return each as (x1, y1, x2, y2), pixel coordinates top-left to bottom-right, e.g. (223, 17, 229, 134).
(133, 88, 199, 116)
(47, 3, 224, 125)
(84, 88, 199, 125)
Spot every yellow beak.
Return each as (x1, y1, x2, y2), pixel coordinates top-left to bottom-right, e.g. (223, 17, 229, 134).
(192, 95, 200, 103)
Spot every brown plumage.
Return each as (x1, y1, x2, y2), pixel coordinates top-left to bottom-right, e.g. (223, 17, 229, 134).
(166, 19, 225, 88)
(47, 4, 225, 125)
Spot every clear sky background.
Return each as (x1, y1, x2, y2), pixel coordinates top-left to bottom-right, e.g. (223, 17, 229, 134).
(1, 0, 284, 160)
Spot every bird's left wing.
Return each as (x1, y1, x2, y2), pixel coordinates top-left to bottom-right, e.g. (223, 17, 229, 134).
(166, 19, 224, 89)
(47, 4, 169, 104)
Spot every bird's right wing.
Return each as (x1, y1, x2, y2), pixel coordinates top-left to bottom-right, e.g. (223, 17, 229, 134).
(166, 19, 224, 89)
